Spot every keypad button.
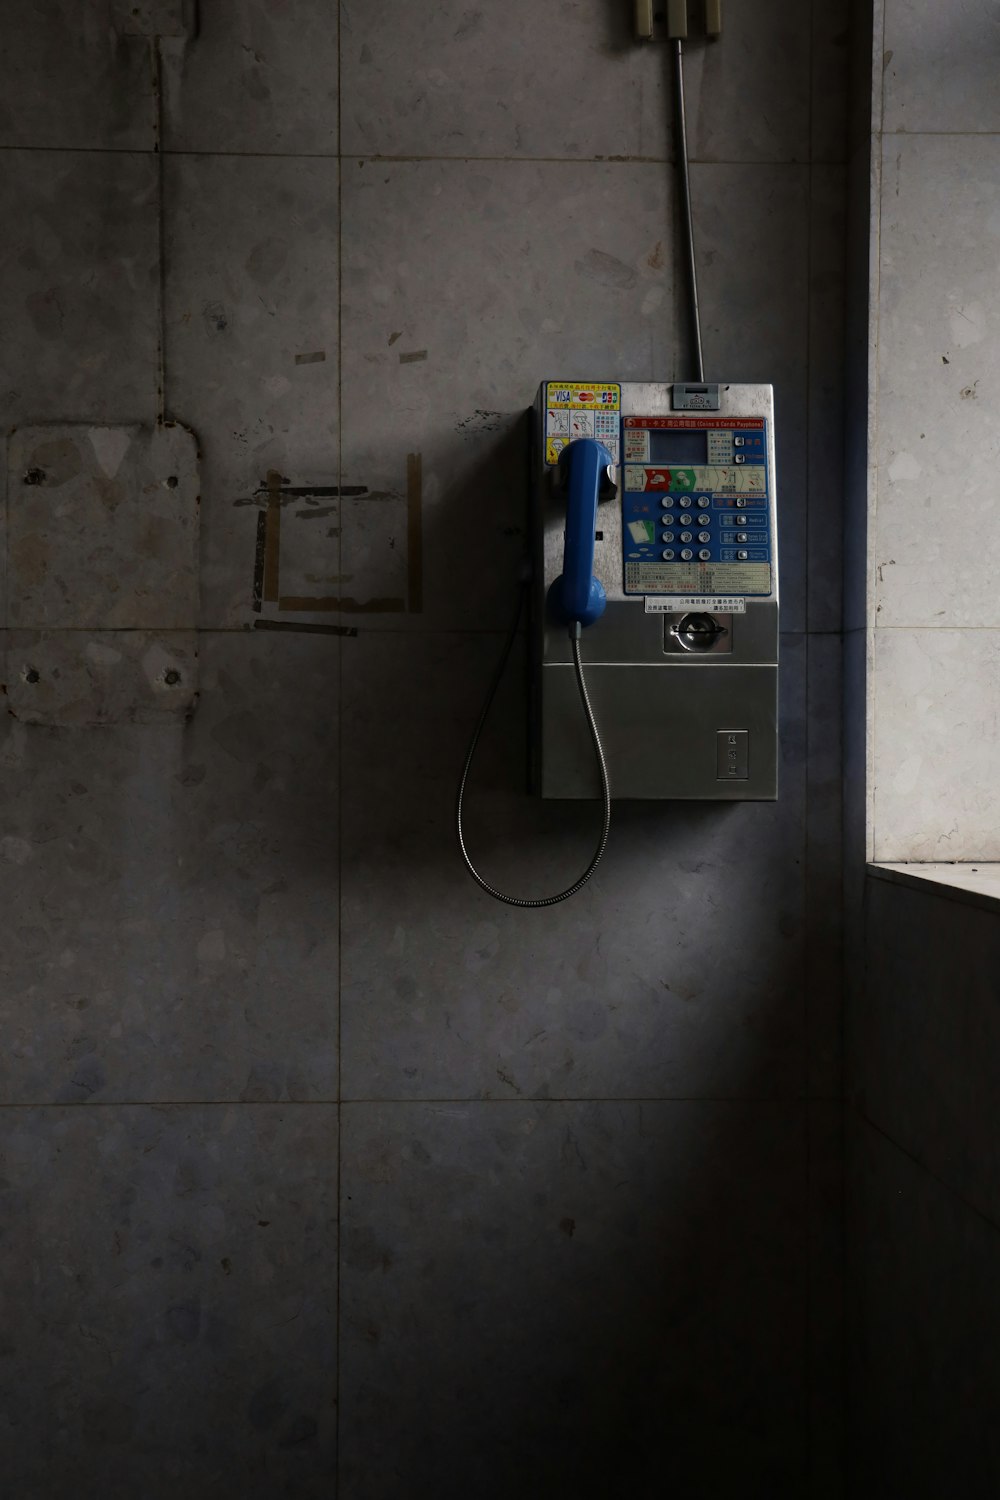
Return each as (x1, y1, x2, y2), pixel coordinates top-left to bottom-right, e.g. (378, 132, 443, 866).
(698, 513, 711, 525)
(660, 498, 673, 510)
(698, 549, 711, 561)
(679, 531, 692, 543)
(737, 549, 748, 560)
(661, 531, 675, 543)
(736, 531, 748, 542)
(734, 436, 745, 447)
(679, 513, 693, 526)
(735, 498, 746, 508)
(680, 548, 693, 561)
(662, 548, 675, 560)
(734, 455, 746, 465)
(698, 530, 711, 543)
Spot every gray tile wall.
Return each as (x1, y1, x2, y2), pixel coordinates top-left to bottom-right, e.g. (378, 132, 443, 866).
(0, 3, 848, 1494)
(869, 0, 1000, 860)
(846, 3, 1000, 1489)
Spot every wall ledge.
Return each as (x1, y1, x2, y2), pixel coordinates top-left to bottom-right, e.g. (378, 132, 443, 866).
(869, 862, 1000, 916)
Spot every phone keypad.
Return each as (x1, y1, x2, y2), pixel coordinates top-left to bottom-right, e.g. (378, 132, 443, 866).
(621, 421, 772, 594)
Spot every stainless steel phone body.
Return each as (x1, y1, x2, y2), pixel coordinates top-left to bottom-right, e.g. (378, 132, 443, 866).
(530, 380, 779, 800)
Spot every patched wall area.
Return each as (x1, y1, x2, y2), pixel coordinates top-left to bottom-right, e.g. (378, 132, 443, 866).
(6, 423, 199, 724)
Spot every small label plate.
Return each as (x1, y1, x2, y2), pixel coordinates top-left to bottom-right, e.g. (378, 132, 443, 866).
(717, 730, 749, 780)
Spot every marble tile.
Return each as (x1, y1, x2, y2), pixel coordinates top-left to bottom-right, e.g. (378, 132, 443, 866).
(680, 0, 812, 164)
(0, 151, 159, 433)
(807, 167, 846, 634)
(0, 1104, 337, 1497)
(806, 634, 843, 1098)
(883, 0, 1000, 134)
(862, 874, 1000, 1225)
(848, 1116, 1000, 1497)
(0, 2, 153, 149)
(875, 135, 1000, 628)
(692, 163, 811, 632)
(338, 157, 675, 632)
(0, 633, 339, 1104)
(871, 627, 1000, 862)
(339, 631, 806, 1102)
(340, 0, 668, 162)
(811, 0, 851, 162)
(340, 1099, 806, 1499)
(163, 154, 340, 628)
(161, 0, 339, 154)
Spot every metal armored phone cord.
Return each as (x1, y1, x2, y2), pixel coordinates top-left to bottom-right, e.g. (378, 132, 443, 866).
(672, 37, 704, 383)
(456, 586, 611, 908)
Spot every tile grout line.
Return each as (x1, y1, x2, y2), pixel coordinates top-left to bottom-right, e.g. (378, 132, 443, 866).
(153, 39, 167, 425)
(335, 1, 345, 1481)
(0, 143, 850, 166)
(804, 10, 815, 1491)
(0, 1095, 837, 1108)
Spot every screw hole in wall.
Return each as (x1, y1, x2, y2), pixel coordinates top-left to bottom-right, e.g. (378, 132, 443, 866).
(162, 669, 182, 686)
(22, 667, 40, 684)
(165, 475, 178, 488)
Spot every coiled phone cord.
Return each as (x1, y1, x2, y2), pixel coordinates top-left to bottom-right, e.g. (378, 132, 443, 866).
(456, 586, 611, 908)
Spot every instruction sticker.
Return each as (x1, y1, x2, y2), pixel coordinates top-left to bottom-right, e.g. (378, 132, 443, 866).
(625, 561, 772, 596)
(624, 465, 765, 495)
(545, 381, 620, 465)
(624, 428, 650, 462)
(645, 595, 747, 614)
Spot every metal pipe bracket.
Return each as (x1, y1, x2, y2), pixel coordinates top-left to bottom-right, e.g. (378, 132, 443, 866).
(634, 0, 722, 41)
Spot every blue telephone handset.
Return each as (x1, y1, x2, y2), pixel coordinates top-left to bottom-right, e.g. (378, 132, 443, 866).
(554, 437, 614, 627)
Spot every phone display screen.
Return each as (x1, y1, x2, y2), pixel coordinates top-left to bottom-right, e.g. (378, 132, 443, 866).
(648, 430, 708, 464)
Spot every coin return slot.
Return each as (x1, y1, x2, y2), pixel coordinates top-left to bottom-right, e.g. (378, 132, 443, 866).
(663, 611, 733, 656)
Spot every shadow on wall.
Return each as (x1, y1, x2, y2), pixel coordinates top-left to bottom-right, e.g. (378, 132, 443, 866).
(338, 1094, 806, 1498)
(331, 415, 810, 1495)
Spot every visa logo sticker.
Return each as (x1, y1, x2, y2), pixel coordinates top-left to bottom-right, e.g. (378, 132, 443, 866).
(545, 381, 621, 410)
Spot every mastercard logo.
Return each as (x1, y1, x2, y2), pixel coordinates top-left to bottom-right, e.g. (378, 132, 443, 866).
(576, 391, 595, 402)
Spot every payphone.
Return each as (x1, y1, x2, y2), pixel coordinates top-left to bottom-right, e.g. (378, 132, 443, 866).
(455, 1, 779, 904)
(455, 379, 779, 906)
(531, 379, 778, 802)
